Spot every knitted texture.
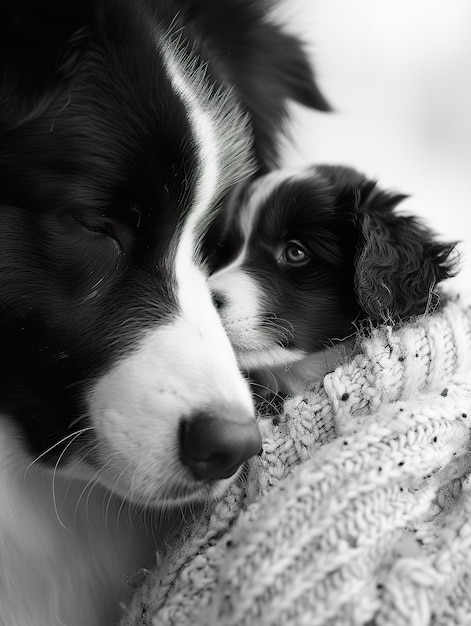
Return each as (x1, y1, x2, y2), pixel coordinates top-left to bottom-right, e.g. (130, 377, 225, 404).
(119, 295, 471, 626)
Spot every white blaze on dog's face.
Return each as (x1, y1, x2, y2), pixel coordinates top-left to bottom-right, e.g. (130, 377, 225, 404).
(85, 35, 260, 507)
(210, 170, 308, 371)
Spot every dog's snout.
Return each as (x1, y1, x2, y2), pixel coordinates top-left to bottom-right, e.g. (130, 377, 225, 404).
(180, 412, 262, 481)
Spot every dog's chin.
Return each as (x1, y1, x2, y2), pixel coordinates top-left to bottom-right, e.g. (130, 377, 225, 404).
(154, 475, 240, 509)
(69, 457, 240, 509)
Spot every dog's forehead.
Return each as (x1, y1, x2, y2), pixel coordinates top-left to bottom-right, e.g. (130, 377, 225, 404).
(0, 13, 256, 241)
(238, 170, 295, 239)
(157, 27, 256, 261)
(238, 166, 325, 238)
(0, 14, 258, 336)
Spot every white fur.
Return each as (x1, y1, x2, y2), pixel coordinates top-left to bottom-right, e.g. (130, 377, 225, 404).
(0, 419, 156, 626)
(0, 32, 258, 626)
(88, 312, 254, 507)
(86, 36, 257, 507)
(209, 165, 354, 393)
(158, 27, 256, 250)
(209, 268, 305, 370)
(209, 170, 308, 372)
(239, 170, 298, 244)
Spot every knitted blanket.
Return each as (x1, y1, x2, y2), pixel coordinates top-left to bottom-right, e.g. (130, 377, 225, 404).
(120, 294, 471, 626)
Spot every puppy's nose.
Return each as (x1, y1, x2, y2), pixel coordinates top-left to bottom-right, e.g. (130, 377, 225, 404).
(180, 412, 262, 481)
(211, 289, 227, 310)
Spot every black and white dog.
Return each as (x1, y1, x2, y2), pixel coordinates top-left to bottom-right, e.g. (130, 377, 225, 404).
(209, 165, 456, 396)
(0, 1, 329, 624)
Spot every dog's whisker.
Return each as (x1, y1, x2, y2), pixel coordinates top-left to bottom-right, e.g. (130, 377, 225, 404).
(62, 437, 100, 506)
(99, 464, 127, 535)
(103, 479, 120, 536)
(68, 414, 88, 430)
(51, 430, 94, 532)
(264, 316, 295, 338)
(251, 380, 285, 406)
(92, 453, 130, 532)
(72, 452, 111, 528)
(93, 467, 130, 535)
(24, 427, 93, 478)
(118, 469, 139, 527)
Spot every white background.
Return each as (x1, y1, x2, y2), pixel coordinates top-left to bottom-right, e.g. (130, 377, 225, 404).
(278, 0, 471, 293)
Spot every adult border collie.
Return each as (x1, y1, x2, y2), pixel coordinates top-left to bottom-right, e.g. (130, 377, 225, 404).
(0, 1, 329, 624)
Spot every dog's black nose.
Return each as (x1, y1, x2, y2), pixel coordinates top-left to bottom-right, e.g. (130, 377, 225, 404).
(180, 413, 262, 481)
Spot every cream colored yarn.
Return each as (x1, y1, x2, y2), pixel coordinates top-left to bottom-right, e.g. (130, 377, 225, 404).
(120, 295, 471, 626)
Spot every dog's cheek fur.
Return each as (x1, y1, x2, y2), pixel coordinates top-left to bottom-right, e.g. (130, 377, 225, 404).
(278, 282, 357, 352)
(209, 268, 267, 352)
(0, 205, 185, 462)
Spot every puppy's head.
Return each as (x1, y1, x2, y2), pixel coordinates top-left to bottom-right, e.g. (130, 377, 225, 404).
(209, 165, 457, 373)
(0, 0, 331, 506)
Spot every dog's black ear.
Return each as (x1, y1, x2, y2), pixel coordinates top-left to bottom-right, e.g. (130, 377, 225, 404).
(0, 0, 92, 130)
(315, 165, 457, 321)
(271, 30, 331, 113)
(352, 181, 457, 321)
(185, 0, 331, 169)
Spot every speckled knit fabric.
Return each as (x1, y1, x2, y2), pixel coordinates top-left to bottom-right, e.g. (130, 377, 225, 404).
(119, 295, 471, 626)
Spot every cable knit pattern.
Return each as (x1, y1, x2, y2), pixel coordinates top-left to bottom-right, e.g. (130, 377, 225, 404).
(119, 295, 471, 626)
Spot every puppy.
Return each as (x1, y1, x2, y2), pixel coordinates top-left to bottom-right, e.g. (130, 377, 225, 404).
(209, 165, 457, 397)
(0, 1, 329, 624)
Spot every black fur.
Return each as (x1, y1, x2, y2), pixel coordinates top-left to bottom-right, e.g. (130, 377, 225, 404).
(210, 165, 457, 361)
(0, 0, 327, 459)
(0, 3, 332, 622)
(316, 165, 457, 323)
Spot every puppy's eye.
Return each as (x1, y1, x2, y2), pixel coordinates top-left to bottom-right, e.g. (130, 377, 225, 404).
(283, 241, 310, 266)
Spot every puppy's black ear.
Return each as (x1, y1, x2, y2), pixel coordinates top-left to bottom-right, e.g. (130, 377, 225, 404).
(353, 182, 457, 321)
(0, 0, 92, 130)
(316, 165, 457, 321)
